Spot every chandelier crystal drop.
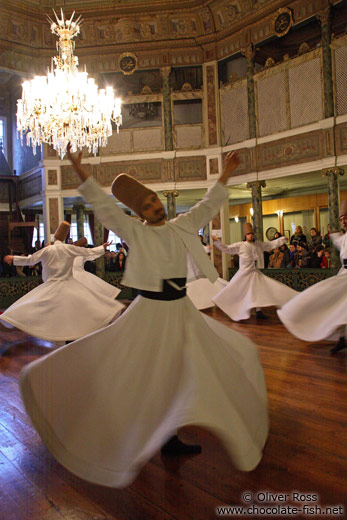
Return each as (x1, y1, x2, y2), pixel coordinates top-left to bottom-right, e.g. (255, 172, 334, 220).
(16, 9, 122, 159)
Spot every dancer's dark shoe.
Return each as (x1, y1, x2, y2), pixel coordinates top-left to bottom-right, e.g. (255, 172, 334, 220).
(256, 310, 268, 319)
(161, 435, 202, 455)
(330, 337, 346, 354)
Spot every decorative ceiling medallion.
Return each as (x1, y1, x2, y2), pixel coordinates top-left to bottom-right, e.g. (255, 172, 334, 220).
(273, 7, 293, 38)
(119, 52, 138, 75)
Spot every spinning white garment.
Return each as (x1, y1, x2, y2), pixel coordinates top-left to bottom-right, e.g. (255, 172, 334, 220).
(278, 232, 347, 341)
(187, 277, 228, 310)
(212, 239, 298, 321)
(0, 242, 124, 341)
(20, 177, 269, 488)
(21, 294, 268, 488)
(73, 245, 121, 300)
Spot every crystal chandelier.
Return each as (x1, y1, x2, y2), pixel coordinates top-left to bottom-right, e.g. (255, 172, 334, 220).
(16, 10, 122, 159)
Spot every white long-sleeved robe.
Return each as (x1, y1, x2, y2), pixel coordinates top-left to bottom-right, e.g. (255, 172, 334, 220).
(212, 238, 298, 321)
(278, 232, 347, 341)
(73, 245, 121, 300)
(20, 179, 269, 488)
(0, 241, 124, 341)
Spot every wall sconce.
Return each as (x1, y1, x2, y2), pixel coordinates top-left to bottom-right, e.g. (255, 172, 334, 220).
(276, 210, 283, 217)
(235, 216, 239, 223)
(250, 207, 254, 216)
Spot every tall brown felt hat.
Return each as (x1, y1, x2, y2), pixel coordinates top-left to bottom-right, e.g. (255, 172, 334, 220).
(244, 222, 254, 235)
(111, 173, 155, 216)
(73, 237, 88, 247)
(339, 199, 347, 217)
(54, 221, 70, 242)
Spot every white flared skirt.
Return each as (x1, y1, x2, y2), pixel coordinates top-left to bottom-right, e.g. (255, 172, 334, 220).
(213, 269, 298, 321)
(74, 269, 121, 300)
(0, 278, 124, 341)
(21, 294, 268, 488)
(277, 270, 347, 341)
(186, 277, 228, 310)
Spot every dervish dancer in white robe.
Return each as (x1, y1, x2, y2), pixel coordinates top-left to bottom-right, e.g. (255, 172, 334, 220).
(278, 199, 347, 354)
(1, 222, 124, 342)
(19, 148, 269, 488)
(212, 223, 298, 321)
(72, 237, 121, 301)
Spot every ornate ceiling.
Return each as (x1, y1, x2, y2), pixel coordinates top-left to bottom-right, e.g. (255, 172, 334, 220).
(1, 0, 336, 77)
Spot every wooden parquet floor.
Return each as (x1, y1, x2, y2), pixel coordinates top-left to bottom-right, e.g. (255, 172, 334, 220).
(0, 306, 346, 520)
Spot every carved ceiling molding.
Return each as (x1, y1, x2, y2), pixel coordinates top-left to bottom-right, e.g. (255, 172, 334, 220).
(1, 0, 340, 75)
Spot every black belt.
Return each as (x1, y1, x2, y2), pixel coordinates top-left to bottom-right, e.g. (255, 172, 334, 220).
(138, 278, 187, 301)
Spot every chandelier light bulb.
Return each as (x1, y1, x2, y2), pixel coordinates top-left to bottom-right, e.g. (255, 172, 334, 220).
(16, 9, 122, 159)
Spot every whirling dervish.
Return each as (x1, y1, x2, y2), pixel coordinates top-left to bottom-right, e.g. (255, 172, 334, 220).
(278, 199, 347, 354)
(1, 222, 124, 342)
(212, 223, 298, 321)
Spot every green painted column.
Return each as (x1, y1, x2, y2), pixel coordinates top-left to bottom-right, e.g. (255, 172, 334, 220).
(94, 219, 105, 278)
(160, 66, 174, 151)
(246, 180, 266, 241)
(317, 7, 334, 118)
(241, 44, 256, 139)
(73, 204, 85, 239)
(323, 167, 344, 269)
(163, 190, 178, 220)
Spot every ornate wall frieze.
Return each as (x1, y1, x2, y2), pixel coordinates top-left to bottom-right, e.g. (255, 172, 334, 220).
(335, 123, 347, 155)
(98, 159, 166, 186)
(257, 130, 323, 170)
(61, 163, 93, 190)
(222, 148, 250, 177)
(174, 156, 206, 181)
(48, 197, 59, 235)
(47, 170, 58, 185)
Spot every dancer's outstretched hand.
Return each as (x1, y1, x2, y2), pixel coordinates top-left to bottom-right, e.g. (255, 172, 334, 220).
(3, 255, 14, 264)
(66, 143, 90, 182)
(218, 151, 240, 185)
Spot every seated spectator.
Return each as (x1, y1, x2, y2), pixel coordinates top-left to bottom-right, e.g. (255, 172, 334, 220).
(290, 226, 307, 247)
(320, 247, 331, 269)
(308, 227, 322, 251)
(323, 224, 330, 247)
(293, 242, 311, 268)
(280, 243, 290, 267)
(108, 251, 118, 272)
(104, 249, 111, 271)
(287, 243, 297, 268)
(310, 245, 324, 268)
(274, 231, 282, 240)
(268, 247, 285, 268)
(115, 242, 127, 256)
(115, 252, 126, 271)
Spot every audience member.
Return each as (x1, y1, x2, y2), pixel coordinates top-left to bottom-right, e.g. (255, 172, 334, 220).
(293, 242, 311, 268)
(290, 226, 307, 247)
(104, 249, 111, 271)
(268, 247, 285, 268)
(310, 245, 324, 268)
(115, 252, 126, 271)
(280, 243, 290, 267)
(308, 227, 322, 251)
(320, 247, 331, 268)
(323, 224, 330, 247)
(108, 251, 118, 272)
